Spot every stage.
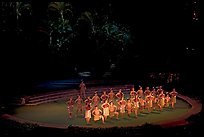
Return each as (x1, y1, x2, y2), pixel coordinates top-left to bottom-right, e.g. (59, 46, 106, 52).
(1, 84, 202, 129)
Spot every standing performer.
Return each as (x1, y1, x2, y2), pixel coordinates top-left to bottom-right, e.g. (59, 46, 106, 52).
(165, 93, 171, 108)
(144, 87, 151, 97)
(139, 97, 146, 112)
(116, 89, 124, 101)
(146, 93, 153, 112)
(126, 99, 133, 117)
(85, 103, 92, 124)
(109, 101, 119, 119)
(157, 86, 164, 95)
(151, 87, 157, 97)
(66, 97, 74, 118)
(101, 91, 109, 103)
(133, 95, 140, 118)
(170, 88, 178, 109)
(118, 97, 126, 117)
(75, 95, 83, 116)
(152, 95, 158, 110)
(101, 100, 110, 120)
(79, 80, 86, 99)
(129, 87, 136, 101)
(84, 96, 92, 106)
(92, 92, 100, 106)
(137, 86, 144, 98)
(108, 88, 115, 102)
(158, 90, 165, 111)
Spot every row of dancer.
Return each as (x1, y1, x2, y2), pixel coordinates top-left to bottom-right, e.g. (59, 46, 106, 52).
(66, 86, 178, 124)
(130, 86, 178, 110)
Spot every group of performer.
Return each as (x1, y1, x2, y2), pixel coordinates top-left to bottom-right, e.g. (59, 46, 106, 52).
(66, 84, 178, 124)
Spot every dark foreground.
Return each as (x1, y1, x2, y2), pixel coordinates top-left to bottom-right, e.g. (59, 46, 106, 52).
(0, 114, 202, 137)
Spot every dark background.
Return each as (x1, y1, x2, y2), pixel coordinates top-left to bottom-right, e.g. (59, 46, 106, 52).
(0, 0, 202, 96)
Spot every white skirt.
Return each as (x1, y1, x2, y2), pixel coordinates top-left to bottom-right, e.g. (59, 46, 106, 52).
(85, 110, 91, 118)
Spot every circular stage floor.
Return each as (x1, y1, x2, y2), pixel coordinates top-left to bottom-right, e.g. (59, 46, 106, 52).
(2, 93, 202, 129)
(13, 99, 190, 127)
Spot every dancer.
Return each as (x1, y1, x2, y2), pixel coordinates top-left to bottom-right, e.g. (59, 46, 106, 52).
(126, 99, 133, 117)
(85, 103, 92, 124)
(79, 80, 86, 99)
(109, 101, 119, 119)
(165, 93, 171, 108)
(129, 87, 136, 101)
(116, 89, 124, 101)
(158, 90, 165, 111)
(170, 88, 178, 109)
(144, 87, 151, 97)
(84, 96, 92, 106)
(137, 86, 144, 98)
(101, 91, 109, 103)
(108, 88, 115, 102)
(66, 96, 74, 118)
(92, 91, 100, 106)
(133, 95, 140, 118)
(118, 97, 126, 117)
(75, 95, 83, 116)
(145, 93, 153, 112)
(101, 100, 110, 120)
(139, 97, 146, 112)
(92, 105, 105, 124)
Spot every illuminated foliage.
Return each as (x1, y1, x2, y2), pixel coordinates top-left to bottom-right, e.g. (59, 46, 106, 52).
(99, 21, 131, 46)
(47, 2, 73, 22)
(47, 2, 74, 53)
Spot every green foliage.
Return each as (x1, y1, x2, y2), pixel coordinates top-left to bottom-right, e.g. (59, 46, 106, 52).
(47, 2, 74, 54)
(98, 21, 131, 46)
